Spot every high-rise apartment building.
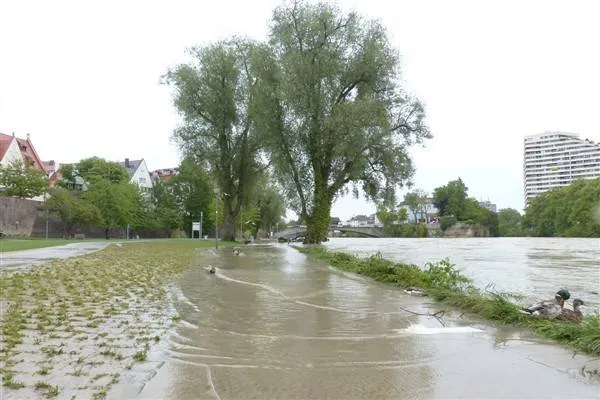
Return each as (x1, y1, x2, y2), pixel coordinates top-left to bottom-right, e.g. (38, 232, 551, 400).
(523, 131, 600, 205)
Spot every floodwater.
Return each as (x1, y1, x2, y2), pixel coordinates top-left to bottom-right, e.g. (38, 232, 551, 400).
(0, 241, 110, 270)
(324, 237, 600, 311)
(128, 241, 600, 400)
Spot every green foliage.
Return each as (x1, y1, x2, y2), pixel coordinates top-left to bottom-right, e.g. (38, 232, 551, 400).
(246, 171, 286, 237)
(60, 157, 129, 186)
(149, 180, 182, 233)
(45, 187, 103, 235)
(166, 38, 264, 241)
(439, 215, 457, 231)
(0, 159, 48, 198)
(432, 179, 498, 235)
(383, 222, 428, 237)
(300, 247, 600, 356)
(432, 178, 468, 217)
(169, 157, 214, 236)
(83, 180, 140, 232)
(523, 178, 600, 237)
(253, 1, 430, 243)
(402, 189, 429, 223)
(497, 208, 524, 237)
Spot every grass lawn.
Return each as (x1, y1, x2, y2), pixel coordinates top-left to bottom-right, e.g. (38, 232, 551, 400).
(0, 239, 220, 399)
(0, 238, 84, 252)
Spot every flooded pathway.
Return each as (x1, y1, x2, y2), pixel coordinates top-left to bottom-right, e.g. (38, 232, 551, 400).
(130, 243, 599, 399)
(0, 241, 110, 270)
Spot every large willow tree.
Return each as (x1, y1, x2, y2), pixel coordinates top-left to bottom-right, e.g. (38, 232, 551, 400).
(253, 1, 431, 243)
(166, 39, 264, 241)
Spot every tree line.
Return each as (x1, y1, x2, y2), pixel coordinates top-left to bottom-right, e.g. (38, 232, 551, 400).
(0, 156, 286, 239)
(374, 177, 600, 238)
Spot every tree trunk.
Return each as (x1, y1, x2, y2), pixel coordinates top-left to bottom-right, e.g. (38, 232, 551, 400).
(305, 181, 332, 244)
(222, 212, 236, 241)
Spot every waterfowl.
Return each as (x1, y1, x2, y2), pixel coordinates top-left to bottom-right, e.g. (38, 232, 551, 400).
(404, 287, 427, 297)
(205, 265, 216, 274)
(520, 289, 570, 318)
(557, 299, 584, 322)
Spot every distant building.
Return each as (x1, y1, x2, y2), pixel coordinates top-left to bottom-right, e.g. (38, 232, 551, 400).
(48, 163, 87, 191)
(119, 158, 153, 193)
(478, 200, 497, 213)
(0, 132, 48, 200)
(42, 160, 57, 177)
(398, 197, 439, 224)
(0, 132, 46, 172)
(523, 132, 600, 205)
(151, 167, 178, 184)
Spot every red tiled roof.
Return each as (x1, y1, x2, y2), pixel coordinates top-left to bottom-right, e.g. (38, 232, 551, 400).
(0, 132, 46, 173)
(0, 133, 15, 161)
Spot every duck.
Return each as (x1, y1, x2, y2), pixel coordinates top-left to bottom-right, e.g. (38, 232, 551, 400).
(205, 265, 216, 274)
(557, 299, 584, 322)
(404, 287, 427, 297)
(520, 289, 570, 318)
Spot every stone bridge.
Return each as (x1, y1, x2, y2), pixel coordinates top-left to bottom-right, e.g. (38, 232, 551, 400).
(277, 225, 385, 241)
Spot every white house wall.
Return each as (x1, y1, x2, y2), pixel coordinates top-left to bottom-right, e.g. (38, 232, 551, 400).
(131, 160, 154, 191)
(0, 139, 24, 167)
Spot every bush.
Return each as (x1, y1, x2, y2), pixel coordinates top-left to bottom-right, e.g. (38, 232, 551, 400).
(440, 216, 457, 231)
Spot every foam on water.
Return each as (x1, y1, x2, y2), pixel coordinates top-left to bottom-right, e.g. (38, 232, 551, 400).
(402, 324, 484, 335)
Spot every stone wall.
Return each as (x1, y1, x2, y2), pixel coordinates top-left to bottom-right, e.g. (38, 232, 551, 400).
(443, 222, 490, 237)
(0, 196, 124, 238)
(0, 196, 42, 236)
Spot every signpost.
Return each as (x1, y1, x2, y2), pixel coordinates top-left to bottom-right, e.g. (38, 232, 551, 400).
(192, 222, 201, 239)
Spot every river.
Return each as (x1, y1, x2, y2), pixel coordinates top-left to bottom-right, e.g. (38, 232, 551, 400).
(324, 237, 600, 310)
(118, 239, 599, 399)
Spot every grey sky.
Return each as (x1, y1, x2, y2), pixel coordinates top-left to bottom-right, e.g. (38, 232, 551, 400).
(1, 0, 599, 221)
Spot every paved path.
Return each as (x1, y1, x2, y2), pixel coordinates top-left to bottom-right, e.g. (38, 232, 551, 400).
(0, 242, 112, 270)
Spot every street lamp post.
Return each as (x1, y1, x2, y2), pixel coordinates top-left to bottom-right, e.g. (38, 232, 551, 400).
(214, 186, 220, 249)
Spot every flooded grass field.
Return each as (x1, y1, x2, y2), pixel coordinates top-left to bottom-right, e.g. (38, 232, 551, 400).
(1, 239, 599, 399)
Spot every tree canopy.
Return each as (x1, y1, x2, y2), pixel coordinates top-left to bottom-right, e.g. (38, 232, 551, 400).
(166, 38, 265, 241)
(252, 1, 431, 242)
(0, 160, 48, 198)
(523, 178, 600, 237)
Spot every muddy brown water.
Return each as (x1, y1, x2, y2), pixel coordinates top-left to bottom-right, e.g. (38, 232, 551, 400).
(121, 242, 599, 400)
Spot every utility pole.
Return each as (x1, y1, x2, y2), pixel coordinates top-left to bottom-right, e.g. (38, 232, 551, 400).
(200, 211, 203, 240)
(214, 187, 219, 249)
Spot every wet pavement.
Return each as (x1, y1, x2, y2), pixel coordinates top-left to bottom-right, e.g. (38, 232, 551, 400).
(0, 241, 111, 270)
(121, 243, 600, 400)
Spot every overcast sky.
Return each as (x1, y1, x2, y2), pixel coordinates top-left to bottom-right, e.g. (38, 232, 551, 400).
(1, 0, 599, 220)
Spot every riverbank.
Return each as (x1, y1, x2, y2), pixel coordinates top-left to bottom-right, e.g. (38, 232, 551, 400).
(0, 240, 218, 399)
(298, 246, 600, 358)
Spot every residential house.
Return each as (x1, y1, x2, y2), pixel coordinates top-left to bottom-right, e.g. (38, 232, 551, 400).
(478, 200, 497, 213)
(0, 132, 48, 200)
(119, 158, 153, 193)
(0, 132, 46, 171)
(399, 197, 439, 224)
(367, 213, 383, 227)
(48, 165, 87, 191)
(346, 214, 370, 227)
(42, 160, 57, 177)
(151, 167, 178, 184)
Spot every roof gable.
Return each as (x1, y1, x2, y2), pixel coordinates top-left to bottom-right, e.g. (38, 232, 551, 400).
(0, 132, 45, 172)
(119, 158, 143, 178)
(0, 133, 16, 161)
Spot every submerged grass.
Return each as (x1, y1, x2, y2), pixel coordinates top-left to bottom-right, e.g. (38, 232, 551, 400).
(299, 246, 600, 357)
(0, 239, 219, 397)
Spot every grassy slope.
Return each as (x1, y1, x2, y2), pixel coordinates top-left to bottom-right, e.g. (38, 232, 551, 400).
(298, 246, 600, 357)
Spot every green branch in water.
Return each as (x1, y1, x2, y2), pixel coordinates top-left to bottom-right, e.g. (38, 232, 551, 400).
(297, 246, 600, 357)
